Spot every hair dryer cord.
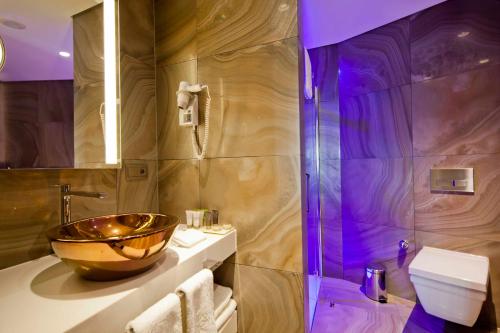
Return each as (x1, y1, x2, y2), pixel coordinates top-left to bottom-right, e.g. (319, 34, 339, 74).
(191, 86, 210, 160)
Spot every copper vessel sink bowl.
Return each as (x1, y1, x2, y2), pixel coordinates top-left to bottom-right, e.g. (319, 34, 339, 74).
(46, 213, 179, 281)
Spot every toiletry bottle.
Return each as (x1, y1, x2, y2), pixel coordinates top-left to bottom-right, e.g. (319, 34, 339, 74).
(185, 210, 194, 228)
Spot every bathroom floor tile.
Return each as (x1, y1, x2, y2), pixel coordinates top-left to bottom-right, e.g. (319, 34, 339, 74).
(312, 277, 412, 333)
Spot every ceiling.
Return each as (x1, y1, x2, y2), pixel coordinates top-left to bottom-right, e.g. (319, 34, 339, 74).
(301, 0, 447, 49)
(0, 0, 99, 82)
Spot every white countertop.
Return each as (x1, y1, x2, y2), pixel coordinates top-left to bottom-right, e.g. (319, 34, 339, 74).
(0, 231, 236, 333)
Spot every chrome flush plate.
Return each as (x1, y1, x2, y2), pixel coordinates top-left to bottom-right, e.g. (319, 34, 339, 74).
(430, 168, 474, 194)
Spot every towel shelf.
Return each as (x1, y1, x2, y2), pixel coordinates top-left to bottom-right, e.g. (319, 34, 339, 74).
(204, 259, 223, 271)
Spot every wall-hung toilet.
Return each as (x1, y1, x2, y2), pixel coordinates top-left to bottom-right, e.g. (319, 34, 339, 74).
(409, 246, 489, 327)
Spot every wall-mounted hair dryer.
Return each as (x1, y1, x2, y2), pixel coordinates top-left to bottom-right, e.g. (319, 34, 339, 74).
(176, 81, 211, 160)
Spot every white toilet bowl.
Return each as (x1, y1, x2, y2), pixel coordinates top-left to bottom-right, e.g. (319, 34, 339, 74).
(409, 246, 489, 327)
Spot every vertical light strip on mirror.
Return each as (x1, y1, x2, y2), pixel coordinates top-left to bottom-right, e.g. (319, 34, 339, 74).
(104, 0, 117, 164)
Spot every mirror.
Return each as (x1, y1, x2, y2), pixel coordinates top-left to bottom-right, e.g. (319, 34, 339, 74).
(0, 0, 120, 169)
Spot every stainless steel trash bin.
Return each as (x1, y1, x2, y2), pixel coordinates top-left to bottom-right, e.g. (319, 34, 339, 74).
(364, 263, 387, 302)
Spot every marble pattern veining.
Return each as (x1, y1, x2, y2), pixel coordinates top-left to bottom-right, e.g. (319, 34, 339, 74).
(340, 85, 412, 159)
(312, 277, 414, 333)
(308, 44, 339, 102)
(200, 156, 302, 273)
(320, 159, 342, 277)
(154, 1, 303, 331)
(414, 154, 500, 241)
(73, 4, 104, 87)
(119, 0, 155, 66)
(0, 169, 117, 269)
(338, 18, 410, 97)
(74, 82, 105, 167)
(322, 218, 343, 278)
(342, 222, 415, 300)
(117, 160, 158, 214)
(73, 5, 105, 167)
(1, 81, 74, 168)
(120, 0, 157, 161)
(196, 0, 297, 58)
(155, 0, 197, 66)
(318, 101, 341, 161)
(412, 65, 500, 157)
(215, 262, 304, 333)
(120, 54, 157, 160)
(313, 1, 500, 330)
(410, 0, 500, 82)
(197, 38, 300, 158)
(158, 159, 200, 224)
(156, 60, 197, 160)
(341, 158, 414, 230)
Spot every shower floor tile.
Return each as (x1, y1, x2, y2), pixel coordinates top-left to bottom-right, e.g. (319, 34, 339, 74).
(311, 277, 413, 333)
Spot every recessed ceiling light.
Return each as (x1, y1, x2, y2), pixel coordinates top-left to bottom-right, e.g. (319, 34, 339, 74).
(479, 58, 490, 64)
(0, 18, 26, 30)
(59, 51, 71, 58)
(457, 31, 470, 38)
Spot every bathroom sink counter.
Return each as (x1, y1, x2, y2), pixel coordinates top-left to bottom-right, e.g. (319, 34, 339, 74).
(0, 230, 236, 333)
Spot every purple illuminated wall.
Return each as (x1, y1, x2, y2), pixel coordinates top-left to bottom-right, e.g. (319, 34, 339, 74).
(307, 0, 500, 330)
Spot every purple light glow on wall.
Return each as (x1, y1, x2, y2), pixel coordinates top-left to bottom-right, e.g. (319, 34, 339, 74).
(300, 0, 446, 49)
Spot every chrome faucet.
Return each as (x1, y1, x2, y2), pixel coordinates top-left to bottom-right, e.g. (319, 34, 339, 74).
(55, 184, 106, 225)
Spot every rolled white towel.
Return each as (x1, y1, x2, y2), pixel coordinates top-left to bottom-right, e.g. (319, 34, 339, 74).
(215, 299, 237, 330)
(125, 293, 182, 333)
(176, 269, 217, 333)
(214, 284, 232, 319)
(173, 228, 206, 248)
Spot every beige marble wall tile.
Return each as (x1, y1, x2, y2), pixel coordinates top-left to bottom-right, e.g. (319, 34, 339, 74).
(119, 0, 156, 161)
(58, 170, 117, 220)
(0, 169, 117, 269)
(73, 5, 104, 87)
(118, 160, 158, 214)
(120, 54, 157, 160)
(155, 0, 197, 66)
(156, 60, 197, 160)
(119, 0, 155, 65)
(74, 83, 105, 166)
(200, 156, 302, 273)
(214, 262, 304, 333)
(196, 0, 297, 57)
(158, 159, 199, 223)
(73, 5, 105, 167)
(415, 231, 500, 327)
(414, 154, 500, 241)
(198, 38, 300, 158)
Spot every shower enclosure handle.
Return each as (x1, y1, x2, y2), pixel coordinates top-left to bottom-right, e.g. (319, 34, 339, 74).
(305, 173, 310, 213)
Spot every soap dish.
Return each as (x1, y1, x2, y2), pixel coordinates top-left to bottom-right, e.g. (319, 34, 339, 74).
(202, 225, 234, 235)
